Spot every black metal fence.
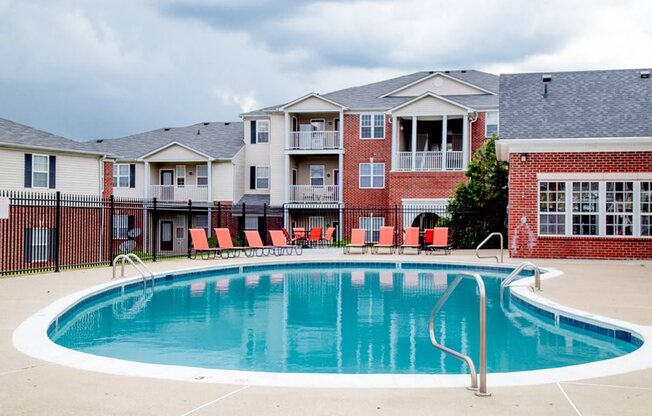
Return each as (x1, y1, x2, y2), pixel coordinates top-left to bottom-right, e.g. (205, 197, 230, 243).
(0, 190, 504, 275)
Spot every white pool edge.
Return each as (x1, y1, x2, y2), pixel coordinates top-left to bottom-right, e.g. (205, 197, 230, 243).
(12, 258, 652, 389)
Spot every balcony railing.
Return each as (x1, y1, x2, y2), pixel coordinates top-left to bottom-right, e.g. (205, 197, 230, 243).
(288, 131, 340, 150)
(288, 185, 339, 203)
(149, 185, 208, 201)
(395, 151, 464, 172)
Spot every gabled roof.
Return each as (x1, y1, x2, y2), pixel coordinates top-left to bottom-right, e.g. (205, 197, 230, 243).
(388, 92, 474, 114)
(0, 117, 107, 156)
(379, 71, 496, 97)
(83, 121, 244, 161)
(242, 70, 499, 116)
(278, 93, 348, 111)
(500, 68, 652, 140)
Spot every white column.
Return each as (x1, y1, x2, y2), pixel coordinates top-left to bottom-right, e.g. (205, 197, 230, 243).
(339, 110, 344, 149)
(462, 114, 469, 170)
(391, 116, 397, 171)
(411, 116, 417, 171)
(144, 161, 150, 198)
(441, 115, 448, 171)
(338, 152, 343, 203)
(284, 111, 290, 204)
(284, 111, 290, 149)
(207, 161, 212, 232)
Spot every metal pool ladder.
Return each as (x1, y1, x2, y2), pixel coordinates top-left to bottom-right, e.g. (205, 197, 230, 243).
(112, 253, 155, 286)
(429, 272, 490, 397)
(475, 232, 504, 263)
(500, 261, 541, 300)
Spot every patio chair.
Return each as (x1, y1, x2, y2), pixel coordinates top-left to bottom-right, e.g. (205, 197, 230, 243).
(425, 227, 452, 255)
(269, 230, 303, 255)
(292, 227, 307, 246)
(321, 227, 336, 246)
(214, 228, 249, 258)
(344, 228, 368, 254)
(372, 226, 396, 254)
(399, 227, 421, 254)
(282, 227, 303, 246)
(307, 227, 323, 247)
(189, 228, 221, 259)
(244, 230, 278, 256)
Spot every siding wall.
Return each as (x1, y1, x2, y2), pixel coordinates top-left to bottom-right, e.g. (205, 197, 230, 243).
(112, 162, 145, 198)
(243, 116, 273, 196)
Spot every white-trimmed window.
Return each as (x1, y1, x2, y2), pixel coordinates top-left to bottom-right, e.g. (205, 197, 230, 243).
(538, 182, 566, 235)
(256, 166, 269, 189)
(359, 163, 385, 189)
(31, 227, 49, 263)
(176, 165, 186, 187)
(32, 155, 49, 188)
(641, 182, 652, 236)
(310, 165, 325, 187)
(359, 217, 384, 243)
(257, 120, 270, 143)
(485, 111, 499, 137)
(360, 114, 384, 139)
(113, 215, 129, 240)
(572, 182, 599, 236)
(196, 165, 208, 187)
(606, 182, 633, 236)
(114, 164, 130, 188)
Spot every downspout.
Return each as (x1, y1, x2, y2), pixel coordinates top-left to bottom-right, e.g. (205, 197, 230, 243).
(469, 111, 479, 164)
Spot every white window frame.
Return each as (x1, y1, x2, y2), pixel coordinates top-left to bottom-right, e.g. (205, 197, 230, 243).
(113, 215, 129, 240)
(310, 165, 325, 187)
(176, 165, 186, 188)
(359, 217, 384, 243)
(196, 165, 208, 188)
(360, 113, 385, 139)
(31, 227, 49, 263)
(485, 111, 499, 137)
(256, 166, 270, 190)
(359, 163, 385, 189)
(538, 181, 566, 236)
(245, 216, 259, 230)
(114, 163, 130, 188)
(32, 154, 49, 189)
(175, 226, 185, 240)
(571, 181, 600, 236)
(256, 120, 270, 144)
(605, 181, 634, 236)
(641, 182, 652, 236)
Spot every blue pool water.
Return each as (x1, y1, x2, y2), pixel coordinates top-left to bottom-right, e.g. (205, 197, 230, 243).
(50, 263, 639, 374)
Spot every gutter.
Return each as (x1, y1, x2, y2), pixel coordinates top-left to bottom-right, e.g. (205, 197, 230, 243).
(0, 141, 114, 158)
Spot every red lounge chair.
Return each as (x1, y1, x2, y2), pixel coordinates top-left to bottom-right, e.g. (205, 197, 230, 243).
(292, 227, 307, 245)
(244, 230, 277, 256)
(372, 226, 396, 254)
(321, 227, 336, 246)
(270, 230, 303, 255)
(426, 227, 452, 255)
(189, 228, 220, 259)
(399, 227, 421, 254)
(344, 228, 367, 254)
(423, 229, 434, 248)
(282, 227, 303, 245)
(214, 228, 249, 258)
(308, 227, 322, 247)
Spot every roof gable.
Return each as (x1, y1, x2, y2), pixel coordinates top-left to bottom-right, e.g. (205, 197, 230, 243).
(139, 141, 210, 161)
(279, 93, 346, 112)
(389, 93, 472, 116)
(382, 72, 494, 98)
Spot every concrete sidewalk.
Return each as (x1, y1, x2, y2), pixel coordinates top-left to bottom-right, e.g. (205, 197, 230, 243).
(1, 251, 651, 415)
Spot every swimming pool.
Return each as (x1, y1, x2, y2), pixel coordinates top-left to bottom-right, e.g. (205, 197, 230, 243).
(43, 261, 641, 380)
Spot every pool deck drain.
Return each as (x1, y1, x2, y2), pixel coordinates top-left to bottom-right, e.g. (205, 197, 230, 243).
(1, 250, 651, 415)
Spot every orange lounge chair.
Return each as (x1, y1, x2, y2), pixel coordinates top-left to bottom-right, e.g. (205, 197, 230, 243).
(344, 228, 367, 254)
(399, 227, 421, 254)
(307, 227, 322, 247)
(214, 228, 249, 258)
(189, 228, 221, 259)
(244, 230, 277, 256)
(321, 227, 336, 246)
(372, 226, 396, 254)
(292, 227, 307, 245)
(270, 230, 303, 255)
(282, 227, 303, 245)
(425, 227, 452, 255)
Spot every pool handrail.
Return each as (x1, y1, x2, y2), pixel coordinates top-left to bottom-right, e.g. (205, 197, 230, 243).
(475, 232, 503, 263)
(429, 272, 490, 397)
(500, 261, 541, 300)
(112, 253, 155, 286)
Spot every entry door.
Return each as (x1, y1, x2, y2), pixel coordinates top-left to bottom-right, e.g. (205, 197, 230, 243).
(160, 220, 173, 251)
(160, 170, 174, 200)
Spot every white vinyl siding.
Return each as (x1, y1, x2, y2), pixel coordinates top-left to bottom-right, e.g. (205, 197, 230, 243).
(359, 163, 385, 189)
(360, 114, 384, 139)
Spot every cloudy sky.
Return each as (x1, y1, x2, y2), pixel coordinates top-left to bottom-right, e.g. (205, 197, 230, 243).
(1, 0, 651, 140)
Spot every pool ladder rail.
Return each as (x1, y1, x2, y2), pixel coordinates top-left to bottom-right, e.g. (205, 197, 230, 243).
(112, 253, 155, 286)
(475, 232, 504, 263)
(500, 261, 541, 301)
(429, 272, 491, 397)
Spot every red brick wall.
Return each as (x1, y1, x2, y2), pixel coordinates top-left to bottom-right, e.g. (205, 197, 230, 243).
(102, 161, 114, 198)
(508, 151, 652, 259)
(471, 112, 487, 153)
(387, 172, 466, 205)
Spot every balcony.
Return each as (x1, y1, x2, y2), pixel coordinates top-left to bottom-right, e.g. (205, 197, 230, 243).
(289, 185, 339, 203)
(395, 151, 464, 172)
(149, 185, 208, 201)
(288, 131, 340, 150)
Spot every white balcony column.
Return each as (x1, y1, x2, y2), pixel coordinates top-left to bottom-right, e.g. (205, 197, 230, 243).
(411, 116, 417, 171)
(284, 154, 290, 204)
(144, 161, 150, 199)
(441, 115, 448, 170)
(284, 111, 290, 149)
(462, 114, 469, 170)
(207, 160, 212, 231)
(391, 116, 398, 170)
(338, 152, 343, 203)
(339, 109, 344, 149)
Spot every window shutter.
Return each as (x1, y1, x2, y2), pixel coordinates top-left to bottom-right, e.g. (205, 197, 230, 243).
(48, 228, 57, 261)
(127, 215, 135, 240)
(129, 164, 136, 188)
(24, 154, 32, 188)
(250, 120, 257, 144)
(48, 156, 56, 189)
(24, 228, 33, 263)
(250, 166, 256, 189)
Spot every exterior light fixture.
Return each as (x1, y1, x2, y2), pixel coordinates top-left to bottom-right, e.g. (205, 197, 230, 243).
(519, 153, 528, 162)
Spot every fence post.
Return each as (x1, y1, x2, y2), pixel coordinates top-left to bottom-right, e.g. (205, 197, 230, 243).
(263, 203, 267, 245)
(240, 202, 246, 243)
(394, 205, 399, 245)
(54, 191, 61, 272)
(109, 195, 115, 266)
(217, 201, 222, 228)
(152, 197, 158, 262)
(187, 199, 193, 258)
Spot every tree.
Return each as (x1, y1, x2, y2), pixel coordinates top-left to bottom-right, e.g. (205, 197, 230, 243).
(447, 136, 508, 248)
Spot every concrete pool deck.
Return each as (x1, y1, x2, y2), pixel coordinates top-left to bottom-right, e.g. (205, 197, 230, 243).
(1, 250, 651, 415)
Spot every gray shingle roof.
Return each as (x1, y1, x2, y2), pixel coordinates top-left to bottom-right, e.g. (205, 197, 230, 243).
(82, 121, 244, 160)
(0, 117, 106, 155)
(499, 69, 652, 139)
(243, 70, 498, 116)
